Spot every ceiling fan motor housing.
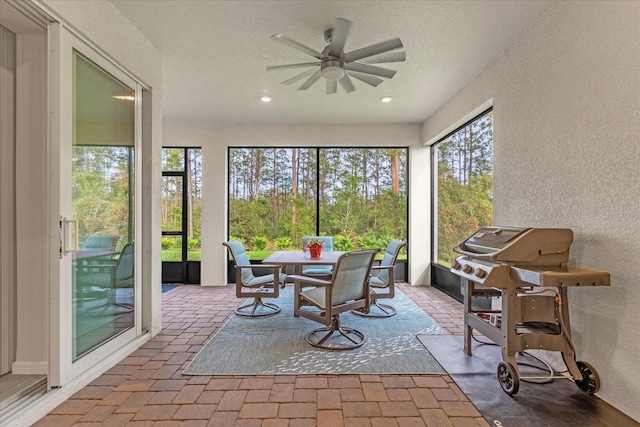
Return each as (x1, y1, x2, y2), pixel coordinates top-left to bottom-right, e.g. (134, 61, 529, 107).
(321, 58, 345, 80)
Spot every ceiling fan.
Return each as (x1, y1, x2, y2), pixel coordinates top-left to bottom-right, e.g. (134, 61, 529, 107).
(266, 17, 405, 95)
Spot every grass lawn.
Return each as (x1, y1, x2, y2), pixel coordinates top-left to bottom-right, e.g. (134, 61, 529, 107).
(162, 250, 201, 261)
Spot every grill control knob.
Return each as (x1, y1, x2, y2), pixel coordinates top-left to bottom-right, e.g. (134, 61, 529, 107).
(475, 268, 487, 278)
(462, 264, 473, 274)
(451, 260, 461, 270)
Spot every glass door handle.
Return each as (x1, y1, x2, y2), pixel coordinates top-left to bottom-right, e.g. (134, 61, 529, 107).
(60, 216, 78, 256)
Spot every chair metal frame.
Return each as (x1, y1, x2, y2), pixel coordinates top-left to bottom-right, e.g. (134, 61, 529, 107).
(290, 249, 378, 350)
(223, 241, 285, 318)
(353, 240, 406, 318)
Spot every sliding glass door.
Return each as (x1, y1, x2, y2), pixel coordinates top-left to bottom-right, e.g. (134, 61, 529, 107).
(50, 23, 142, 386)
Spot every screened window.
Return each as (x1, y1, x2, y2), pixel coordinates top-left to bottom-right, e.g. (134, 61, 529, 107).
(228, 147, 408, 256)
(433, 109, 493, 266)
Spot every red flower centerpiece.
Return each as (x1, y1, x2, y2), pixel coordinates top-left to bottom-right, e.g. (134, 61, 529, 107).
(305, 238, 325, 259)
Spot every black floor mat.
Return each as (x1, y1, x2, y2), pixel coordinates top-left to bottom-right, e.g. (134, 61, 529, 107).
(417, 334, 638, 427)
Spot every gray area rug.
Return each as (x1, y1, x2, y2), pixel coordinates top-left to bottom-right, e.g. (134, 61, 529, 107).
(183, 286, 448, 375)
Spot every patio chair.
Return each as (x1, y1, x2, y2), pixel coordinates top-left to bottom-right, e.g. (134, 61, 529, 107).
(76, 242, 134, 315)
(289, 249, 378, 350)
(301, 236, 334, 278)
(78, 234, 119, 273)
(353, 240, 406, 318)
(223, 240, 286, 317)
(81, 234, 119, 251)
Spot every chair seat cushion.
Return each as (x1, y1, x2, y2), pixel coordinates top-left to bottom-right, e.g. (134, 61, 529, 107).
(246, 273, 287, 287)
(369, 276, 387, 288)
(301, 267, 332, 276)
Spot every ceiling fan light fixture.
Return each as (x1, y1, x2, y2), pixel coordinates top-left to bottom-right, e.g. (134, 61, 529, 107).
(321, 59, 345, 81)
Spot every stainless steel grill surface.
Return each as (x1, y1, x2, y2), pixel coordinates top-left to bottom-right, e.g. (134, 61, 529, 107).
(449, 226, 610, 395)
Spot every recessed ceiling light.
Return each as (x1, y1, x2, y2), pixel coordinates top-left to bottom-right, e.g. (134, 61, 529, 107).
(260, 96, 272, 103)
(380, 96, 393, 103)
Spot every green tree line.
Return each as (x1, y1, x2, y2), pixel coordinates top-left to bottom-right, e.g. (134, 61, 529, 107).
(72, 146, 133, 249)
(229, 147, 408, 252)
(437, 111, 493, 265)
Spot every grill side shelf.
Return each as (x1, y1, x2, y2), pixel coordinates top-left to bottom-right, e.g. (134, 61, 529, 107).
(510, 266, 611, 287)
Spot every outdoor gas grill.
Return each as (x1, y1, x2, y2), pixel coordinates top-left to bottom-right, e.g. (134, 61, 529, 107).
(450, 226, 610, 395)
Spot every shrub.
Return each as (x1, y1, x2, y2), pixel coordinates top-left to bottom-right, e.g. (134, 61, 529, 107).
(333, 234, 355, 251)
(376, 235, 395, 250)
(252, 236, 268, 250)
(356, 231, 379, 250)
(188, 238, 200, 250)
(275, 237, 292, 249)
(161, 237, 173, 250)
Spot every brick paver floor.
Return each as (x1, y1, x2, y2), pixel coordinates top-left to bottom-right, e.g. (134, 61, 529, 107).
(34, 283, 489, 426)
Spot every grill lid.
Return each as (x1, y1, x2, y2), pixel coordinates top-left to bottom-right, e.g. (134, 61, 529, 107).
(454, 226, 574, 265)
(463, 226, 529, 254)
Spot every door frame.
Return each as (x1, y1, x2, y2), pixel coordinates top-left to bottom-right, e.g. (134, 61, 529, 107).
(48, 22, 144, 387)
(161, 147, 201, 284)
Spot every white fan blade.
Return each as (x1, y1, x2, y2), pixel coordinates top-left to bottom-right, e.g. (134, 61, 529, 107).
(361, 51, 406, 64)
(348, 72, 383, 87)
(345, 62, 396, 79)
(343, 38, 403, 63)
(298, 69, 322, 90)
(328, 18, 352, 58)
(326, 79, 338, 95)
(271, 34, 322, 59)
(281, 68, 318, 85)
(339, 74, 356, 93)
(266, 62, 320, 71)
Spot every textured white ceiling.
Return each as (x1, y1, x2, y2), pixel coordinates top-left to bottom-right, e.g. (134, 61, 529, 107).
(109, 0, 555, 124)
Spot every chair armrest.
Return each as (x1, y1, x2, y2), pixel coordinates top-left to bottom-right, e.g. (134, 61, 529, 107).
(235, 265, 283, 294)
(371, 264, 393, 278)
(287, 274, 332, 286)
(234, 264, 283, 279)
(234, 264, 282, 270)
(257, 264, 283, 270)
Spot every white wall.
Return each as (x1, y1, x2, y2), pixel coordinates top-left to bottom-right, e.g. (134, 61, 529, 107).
(163, 122, 431, 286)
(423, 1, 640, 421)
(40, 0, 164, 336)
(0, 25, 17, 375)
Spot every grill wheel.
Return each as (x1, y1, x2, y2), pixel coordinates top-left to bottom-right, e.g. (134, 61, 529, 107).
(497, 361, 520, 395)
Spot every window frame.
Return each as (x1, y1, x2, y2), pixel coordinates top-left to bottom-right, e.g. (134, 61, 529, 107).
(226, 145, 409, 258)
(430, 107, 493, 301)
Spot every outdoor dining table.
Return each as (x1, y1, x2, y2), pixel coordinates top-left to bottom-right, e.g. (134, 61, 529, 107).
(262, 250, 346, 275)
